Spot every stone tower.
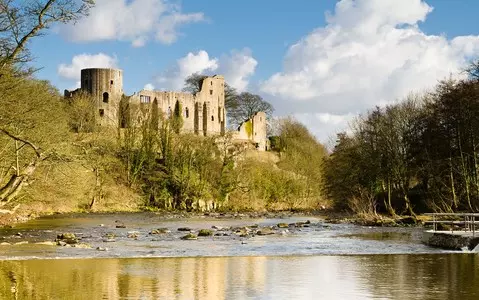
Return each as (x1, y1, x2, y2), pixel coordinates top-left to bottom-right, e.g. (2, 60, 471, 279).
(81, 68, 123, 126)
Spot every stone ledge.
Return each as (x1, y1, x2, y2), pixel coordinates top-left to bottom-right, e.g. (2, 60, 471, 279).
(422, 231, 479, 250)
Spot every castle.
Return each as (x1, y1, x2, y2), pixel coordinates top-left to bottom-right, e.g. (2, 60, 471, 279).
(64, 68, 268, 150)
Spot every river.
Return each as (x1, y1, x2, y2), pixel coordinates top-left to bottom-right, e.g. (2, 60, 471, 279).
(0, 212, 477, 299)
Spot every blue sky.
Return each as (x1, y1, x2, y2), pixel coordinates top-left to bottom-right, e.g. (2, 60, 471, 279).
(29, 0, 479, 143)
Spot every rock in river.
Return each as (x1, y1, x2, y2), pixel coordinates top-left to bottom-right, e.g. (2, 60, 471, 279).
(178, 227, 192, 232)
(257, 228, 275, 236)
(181, 233, 198, 240)
(198, 229, 213, 237)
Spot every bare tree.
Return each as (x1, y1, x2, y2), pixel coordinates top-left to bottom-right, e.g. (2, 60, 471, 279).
(229, 92, 274, 128)
(0, 0, 94, 73)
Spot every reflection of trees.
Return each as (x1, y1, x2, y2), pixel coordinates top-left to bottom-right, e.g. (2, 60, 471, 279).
(1, 255, 478, 299)
(0, 256, 267, 299)
(355, 254, 479, 300)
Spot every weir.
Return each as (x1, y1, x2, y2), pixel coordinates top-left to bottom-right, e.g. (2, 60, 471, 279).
(422, 213, 479, 251)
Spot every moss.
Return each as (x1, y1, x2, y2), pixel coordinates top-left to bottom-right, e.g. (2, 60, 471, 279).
(277, 223, 289, 228)
(198, 229, 213, 236)
(245, 120, 253, 138)
(181, 233, 198, 240)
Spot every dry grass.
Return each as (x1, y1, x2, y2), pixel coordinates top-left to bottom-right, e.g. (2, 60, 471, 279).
(15, 141, 142, 216)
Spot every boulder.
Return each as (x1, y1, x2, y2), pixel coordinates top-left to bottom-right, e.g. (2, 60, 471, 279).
(181, 233, 198, 240)
(57, 233, 76, 240)
(198, 229, 213, 237)
(257, 228, 275, 236)
(178, 227, 192, 232)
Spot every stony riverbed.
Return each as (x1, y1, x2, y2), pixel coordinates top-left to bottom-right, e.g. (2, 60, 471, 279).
(0, 212, 454, 259)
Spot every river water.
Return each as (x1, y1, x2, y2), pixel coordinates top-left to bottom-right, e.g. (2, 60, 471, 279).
(0, 213, 477, 299)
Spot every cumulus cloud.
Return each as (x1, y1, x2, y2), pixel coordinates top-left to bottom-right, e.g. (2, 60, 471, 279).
(155, 49, 257, 91)
(58, 53, 118, 87)
(59, 0, 205, 46)
(217, 49, 258, 92)
(260, 0, 479, 141)
(156, 50, 218, 90)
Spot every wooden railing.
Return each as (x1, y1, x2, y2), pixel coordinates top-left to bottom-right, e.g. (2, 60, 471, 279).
(424, 213, 479, 237)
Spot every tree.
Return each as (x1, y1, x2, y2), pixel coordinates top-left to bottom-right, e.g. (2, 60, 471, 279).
(0, 0, 93, 74)
(228, 92, 274, 128)
(0, 0, 92, 206)
(65, 91, 96, 133)
(0, 74, 69, 206)
(182, 73, 207, 94)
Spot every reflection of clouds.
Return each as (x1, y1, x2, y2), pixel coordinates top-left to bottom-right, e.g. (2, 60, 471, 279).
(1, 255, 478, 299)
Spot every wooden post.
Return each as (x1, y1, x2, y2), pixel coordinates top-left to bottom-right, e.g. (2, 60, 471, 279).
(473, 215, 476, 237)
(465, 215, 467, 232)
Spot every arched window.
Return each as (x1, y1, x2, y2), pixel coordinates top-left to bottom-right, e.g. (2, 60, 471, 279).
(211, 116, 214, 121)
(103, 92, 109, 103)
(185, 107, 189, 118)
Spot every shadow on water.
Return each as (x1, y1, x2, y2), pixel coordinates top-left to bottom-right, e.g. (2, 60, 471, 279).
(0, 254, 478, 300)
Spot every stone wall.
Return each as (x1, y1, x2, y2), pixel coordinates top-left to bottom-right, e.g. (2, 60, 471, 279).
(129, 75, 225, 136)
(234, 112, 268, 151)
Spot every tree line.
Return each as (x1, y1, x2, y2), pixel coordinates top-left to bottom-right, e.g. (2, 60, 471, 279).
(324, 67, 479, 217)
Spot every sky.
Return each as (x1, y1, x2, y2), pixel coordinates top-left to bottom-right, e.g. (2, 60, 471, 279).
(30, 0, 479, 145)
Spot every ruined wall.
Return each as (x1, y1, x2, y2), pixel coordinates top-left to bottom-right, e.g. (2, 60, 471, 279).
(195, 75, 226, 136)
(129, 75, 225, 136)
(129, 90, 196, 133)
(234, 112, 268, 151)
(81, 68, 123, 126)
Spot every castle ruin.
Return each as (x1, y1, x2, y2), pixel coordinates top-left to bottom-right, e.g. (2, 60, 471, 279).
(65, 68, 267, 150)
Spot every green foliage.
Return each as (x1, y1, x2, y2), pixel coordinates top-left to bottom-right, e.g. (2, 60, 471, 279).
(228, 119, 328, 211)
(171, 100, 183, 134)
(325, 75, 479, 215)
(65, 91, 97, 133)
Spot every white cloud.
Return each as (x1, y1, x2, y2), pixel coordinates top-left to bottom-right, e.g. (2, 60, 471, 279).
(156, 50, 218, 90)
(260, 0, 479, 142)
(155, 49, 257, 91)
(59, 0, 205, 47)
(58, 53, 118, 84)
(217, 49, 258, 92)
(156, 13, 205, 44)
(144, 83, 155, 91)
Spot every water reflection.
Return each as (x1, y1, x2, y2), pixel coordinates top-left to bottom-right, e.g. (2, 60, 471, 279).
(1, 254, 478, 299)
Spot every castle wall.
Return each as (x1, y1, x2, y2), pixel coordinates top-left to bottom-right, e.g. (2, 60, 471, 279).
(129, 90, 196, 133)
(234, 112, 268, 151)
(129, 75, 225, 136)
(81, 68, 123, 126)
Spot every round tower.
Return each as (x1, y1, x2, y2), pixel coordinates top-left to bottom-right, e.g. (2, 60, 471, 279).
(81, 68, 123, 126)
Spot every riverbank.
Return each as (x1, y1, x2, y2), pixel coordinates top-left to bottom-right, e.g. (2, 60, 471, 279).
(0, 208, 328, 228)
